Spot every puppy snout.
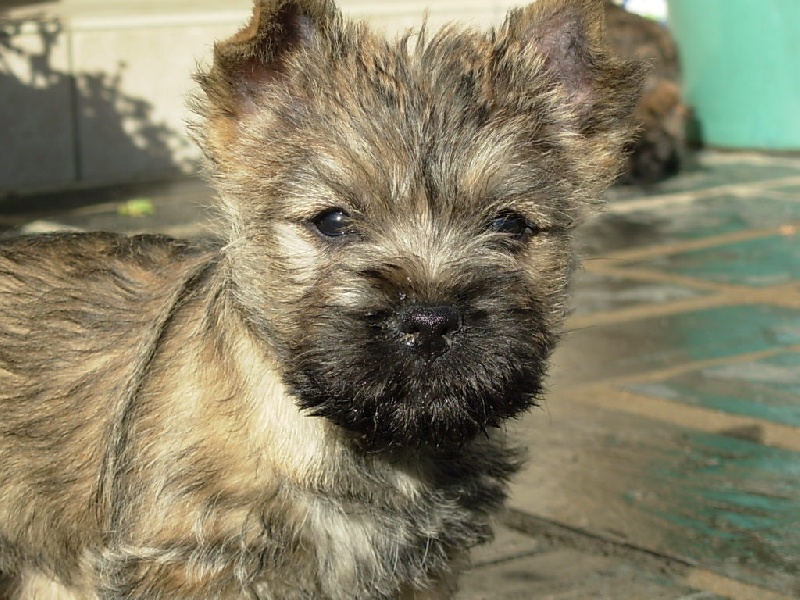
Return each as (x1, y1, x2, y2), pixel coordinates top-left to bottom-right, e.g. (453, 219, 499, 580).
(397, 305, 461, 357)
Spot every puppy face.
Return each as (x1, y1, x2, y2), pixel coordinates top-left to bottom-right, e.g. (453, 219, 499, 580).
(278, 144, 571, 451)
(193, 0, 643, 450)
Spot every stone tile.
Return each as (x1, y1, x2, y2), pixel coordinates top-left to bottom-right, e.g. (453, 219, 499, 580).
(623, 235, 800, 287)
(626, 353, 800, 427)
(16, 219, 82, 235)
(470, 524, 544, 567)
(55, 182, 211, 236)
(1, 178, 214, 239)
(571, 271, 708, 315)
(552, 305, 800, 385)
(459, 548, 724, 600)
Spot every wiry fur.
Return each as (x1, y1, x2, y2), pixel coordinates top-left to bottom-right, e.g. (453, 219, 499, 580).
(0, 1, 642, 598)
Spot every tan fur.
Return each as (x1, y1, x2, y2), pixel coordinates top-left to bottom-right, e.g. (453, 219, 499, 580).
(15, 569, 89, 600)
(0, 1, 642, 598)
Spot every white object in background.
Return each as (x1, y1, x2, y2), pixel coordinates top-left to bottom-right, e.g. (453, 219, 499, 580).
(621, 0, 667, 21)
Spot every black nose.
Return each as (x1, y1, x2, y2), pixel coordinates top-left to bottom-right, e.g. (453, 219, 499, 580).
(398, 305, 461, 357)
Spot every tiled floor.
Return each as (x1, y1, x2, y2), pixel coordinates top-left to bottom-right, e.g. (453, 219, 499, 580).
(1, 150, 799, 599)
(499, 151, 800, 599)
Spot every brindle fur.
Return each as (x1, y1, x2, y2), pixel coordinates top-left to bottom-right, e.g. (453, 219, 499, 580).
(0, 1, 642, 598)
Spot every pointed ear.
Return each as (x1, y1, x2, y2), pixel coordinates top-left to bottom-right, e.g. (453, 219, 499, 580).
(197, 0, 337, 118)
(502, 0, 643, 132)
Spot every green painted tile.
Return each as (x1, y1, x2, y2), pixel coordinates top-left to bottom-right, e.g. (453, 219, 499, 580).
(580, 195, 800, 256)
(657, 162, 800, 193)
(555, 305, 800, 384)
(628, 352, 800, 427)
(629, 431, 800, 594)
(606, 158, 800, 201)
(769, 183, 800, 198)
(571, 272, 708, 315)
(623, 235, 800, 287)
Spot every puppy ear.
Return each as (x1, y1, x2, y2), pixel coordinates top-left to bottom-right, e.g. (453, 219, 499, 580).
(196, 0, 337, 119)
(501, 0, 643, 133)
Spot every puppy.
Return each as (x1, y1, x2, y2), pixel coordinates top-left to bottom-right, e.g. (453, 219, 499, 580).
(0, 0, 642, 597)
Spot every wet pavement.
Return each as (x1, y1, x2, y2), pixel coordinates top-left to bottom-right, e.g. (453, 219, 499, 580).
(1, 150, 799, 599)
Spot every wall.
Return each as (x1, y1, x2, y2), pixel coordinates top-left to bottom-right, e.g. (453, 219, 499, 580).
(0, 1, 523, 194)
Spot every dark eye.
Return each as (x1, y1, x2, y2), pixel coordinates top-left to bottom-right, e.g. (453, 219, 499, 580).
(489, 212, 538, 241)
(311, 209, 353, 238)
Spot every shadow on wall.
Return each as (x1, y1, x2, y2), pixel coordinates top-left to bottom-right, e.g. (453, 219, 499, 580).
(0, 14, 194, 195)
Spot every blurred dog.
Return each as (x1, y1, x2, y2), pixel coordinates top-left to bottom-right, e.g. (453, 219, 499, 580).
(605, 0, 686, 184)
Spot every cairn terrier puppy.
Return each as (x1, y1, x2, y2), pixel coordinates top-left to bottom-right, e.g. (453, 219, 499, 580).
(0, 0, 641, 598)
